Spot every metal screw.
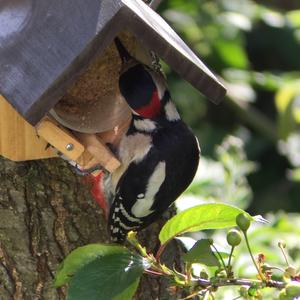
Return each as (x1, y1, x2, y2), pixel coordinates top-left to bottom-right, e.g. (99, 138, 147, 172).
(66, 143, 74, 151)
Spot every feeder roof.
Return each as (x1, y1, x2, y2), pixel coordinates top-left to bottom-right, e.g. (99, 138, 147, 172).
(0, 0, 226, 125)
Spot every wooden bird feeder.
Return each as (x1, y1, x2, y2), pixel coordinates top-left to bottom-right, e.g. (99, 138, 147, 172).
(0, 0, 226, 174)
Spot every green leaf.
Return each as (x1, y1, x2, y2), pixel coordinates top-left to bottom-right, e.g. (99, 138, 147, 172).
(112, 279, 140, 300)
(183, 239, 220, 266)
(288, 168, 300, 182)
(67, 251, 146, 300)
(55, 244, 128, 287)
(216, 251, 231, 259)
(275, 81, 300, 139)
(159, 203, 252, 244)
(287, 10, 300, 27)
(214, 40, 249, 69)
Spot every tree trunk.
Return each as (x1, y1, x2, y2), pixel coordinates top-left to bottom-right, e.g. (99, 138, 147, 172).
(0, 157, 109, 299)
(0, 156, 184, 300)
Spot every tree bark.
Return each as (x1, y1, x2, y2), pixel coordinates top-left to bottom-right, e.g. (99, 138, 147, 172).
(0, 157, 184, 300)
(0, 157, 108, 299)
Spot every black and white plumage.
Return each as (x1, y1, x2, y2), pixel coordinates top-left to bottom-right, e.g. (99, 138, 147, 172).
(107, 38, 200, 242)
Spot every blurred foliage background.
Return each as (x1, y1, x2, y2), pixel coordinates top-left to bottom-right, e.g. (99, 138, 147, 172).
(159, 0, 300, 213)
(158, 1, 300, 298)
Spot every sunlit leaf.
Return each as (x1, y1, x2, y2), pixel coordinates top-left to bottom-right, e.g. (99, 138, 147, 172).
(226, 82, 255, 103)
(223, 69, 283, 91)
(287, 10, 300, 27)
(288, 168, 300, 182)
(214, 40, 249, 69)
(278, 133, 300, 167)
(219, 12, 252, 31)
(262, 11, 285, 28)
(159, 203, 252, 244)
(275, 81, 300, 139)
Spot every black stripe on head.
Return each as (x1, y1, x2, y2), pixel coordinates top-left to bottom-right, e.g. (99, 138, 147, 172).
(119, 65, 156, 110)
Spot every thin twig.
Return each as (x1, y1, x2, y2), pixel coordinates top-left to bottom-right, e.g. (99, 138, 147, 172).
(231, 296, 242, 300)
(144, 269, 164, 276)
(155, 243, 167, 261)
(243, 232, 266, 281)
(278, 244, 290, 266)
(211, 244, 228, 275)
(227, 246, 235, 271)
(179, 290, 205, 300)
(194, 278, 286, 289)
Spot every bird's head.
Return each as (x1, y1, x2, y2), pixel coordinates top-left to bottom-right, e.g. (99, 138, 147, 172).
(114, 37, 165, 119)
(119, 64, 165, 119)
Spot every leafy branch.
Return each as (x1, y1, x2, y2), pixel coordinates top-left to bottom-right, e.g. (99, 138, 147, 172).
(54, 203, 300, 300)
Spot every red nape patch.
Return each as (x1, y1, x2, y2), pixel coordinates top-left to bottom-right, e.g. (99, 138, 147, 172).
(135, 90, 161, 118)
(89, 172, 109, 220)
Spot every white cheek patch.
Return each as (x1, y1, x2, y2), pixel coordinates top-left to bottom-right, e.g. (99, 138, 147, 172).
(111, 133, 153, 190)
(134, 119, 157, 132)
(119, 133, 152, 164)
(131, 161, 166, 218)
(164, 101, 180, 121)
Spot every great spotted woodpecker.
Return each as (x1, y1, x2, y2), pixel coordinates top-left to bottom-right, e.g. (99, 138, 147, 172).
(107, 38, 200, 242)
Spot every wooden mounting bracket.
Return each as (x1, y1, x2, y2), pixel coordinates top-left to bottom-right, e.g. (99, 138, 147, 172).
(36, 117, 121, 173)
(36, 117, 85, 161)
(75, 133, 121, 173)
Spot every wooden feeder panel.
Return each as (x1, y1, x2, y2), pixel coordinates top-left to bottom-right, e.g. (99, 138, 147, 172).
(0, 95, 57, 161)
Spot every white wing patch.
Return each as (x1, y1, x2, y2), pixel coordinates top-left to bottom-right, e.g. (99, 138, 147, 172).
(165, 101, 180, 121)
(131, 161, 166, 218)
